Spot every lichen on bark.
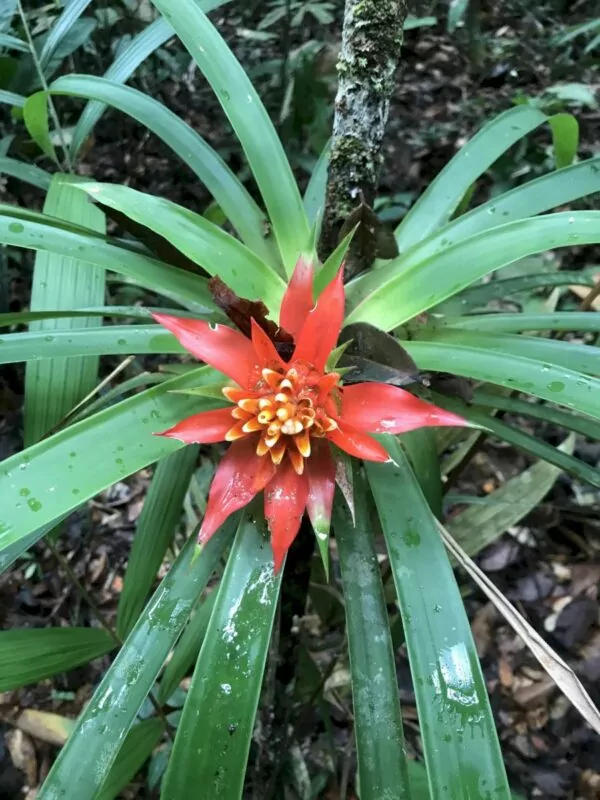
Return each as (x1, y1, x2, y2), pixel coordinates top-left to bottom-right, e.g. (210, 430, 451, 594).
(319, 0, 408, 278)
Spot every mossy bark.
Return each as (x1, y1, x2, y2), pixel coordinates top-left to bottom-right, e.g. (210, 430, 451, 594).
(319, 0, 408, 278)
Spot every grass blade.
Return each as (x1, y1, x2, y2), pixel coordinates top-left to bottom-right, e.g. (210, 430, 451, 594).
(0, 628, 115, 691)
(0, 207, 216, 310)
(97, 719, 165, 800)
(38, 0, 93, 70)
(402, 336, 600, 420)
(37, 525, 235, 800)
(446, 311, 600, 334)
(78, 181, 286, 310)
(347, 212, 600, 330)
(395, 105, 548, 250)
(162, 512, 281, 800)
(116, 446, 200, 639)
(0, 367, 219, 553)
(149, 0, 309, 274)
(24, 174, 105, 445)
(47, 75, 273, 264)
(446, 435, 575, 557)
(0, 155, 51, 189)
(333, 469, 409, 799)
(366, 438, 511, 800)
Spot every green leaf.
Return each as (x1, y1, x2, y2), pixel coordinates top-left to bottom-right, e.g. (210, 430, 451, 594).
(0, 155, 51, 189)
(23, 92, 57, 162)
(47, 75, 273, 265)
(0, 32, 28, 52)
(38, 525, 235, 800)
(472, 390, 600, 440)
(313, 226, 355, 296)
(0, 89, 25, 108)
(0, 325, 186, 365)
(148, 0, 309, 274)
(394, 106, 549, 251)
(447, 434, 576, 557)
(303, 140, 330, 227)
(0, 305, 212, 328)
(347, 212, 600, 330)
(78, 182, 286, 311)
(0, 513, 71, 575)
(117, 446, 200, 639)
(70, 0, 232, 158)
(38, 0, 93, 71)
(436, 272, 595, 315)
(0, 628, 115, 691)
(23, 174, 105, 445)
(418, 327, 600, 377)
(366, 439, 511, 800)
(0, 206, 216, 311)
(162, 512, 282, 800)
(0, 367, 219, 554)
(448, 0, 469, 32)
(445, 311, 600, 334)
(157, 590, 218, 704)
(435, 396, 600, 488)
(333, 471, 409, 799)
(549, 113, 579, 168)
(403, 338, 600, 420)
(97, 719, 165, 800)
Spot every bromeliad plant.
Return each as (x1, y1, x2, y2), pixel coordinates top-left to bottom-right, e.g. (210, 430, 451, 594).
(1, 0, 600, 798)
(152, 260, 467, 572)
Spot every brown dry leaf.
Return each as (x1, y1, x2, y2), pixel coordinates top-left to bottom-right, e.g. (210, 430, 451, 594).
(513, 675, 556, 709)
(17, 710, 76, 747)
(471, 602, 497, 658)
(6, 729, 38, 786)
(438, 520, 600, 735)
(569, 272, 600, 310)
(498, 658, 514, 688)
(208, 277, 293, 354)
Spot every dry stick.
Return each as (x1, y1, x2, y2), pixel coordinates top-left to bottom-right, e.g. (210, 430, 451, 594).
(318, 0, 408, 278)
(438, 520, 600, 736)
(16, 0, 73, 174)
(45, 538, 175, 740)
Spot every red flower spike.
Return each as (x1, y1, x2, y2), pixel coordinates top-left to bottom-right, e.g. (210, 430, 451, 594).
(156, 407, 236, 444)
(264, 459, 308, 573)
(153, 261, 469, 572)
(341, 383, 472, 435)
(250, 318, 285, 369)
(327, 421, 390, 462)
(152, 313, 258, 388)
(292, 267, 345, 370)
(199, 437, 277, 544)
(306, 440, 336, 538)
(279, 254, 315, 338)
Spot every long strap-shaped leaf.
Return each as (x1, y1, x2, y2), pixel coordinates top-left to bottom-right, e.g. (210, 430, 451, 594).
(333, 472, 410, 800)
(347, 212, 600, 330)
(0, 155, 51, 189)
(413, 155, 600, 256)
(38, 0, 93, 70)
(162, 512, 282, 800)
(77, 181, 286, 310)
(0, 207, 215, 311)
(366, 438, 511, 800)
(0, 367, 217, 555)
(394, 105, 549, 250)
(37, 524, 235, 800)
(45, 74, 274, 266)
(0, 628, 114, 691)
(443, 311, 600, 334)
(117, 445, 200, 639)
(70, 0, 233, 158)
(417, 327, 600, 377)
(149, 0, 309, 275)
(402, 338, 600, 421)
(24, 174, 105, 445)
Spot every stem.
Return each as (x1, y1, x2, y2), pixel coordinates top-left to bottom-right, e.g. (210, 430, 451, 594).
(319, 0, 407, 276)
(16, 0, 73, 173)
